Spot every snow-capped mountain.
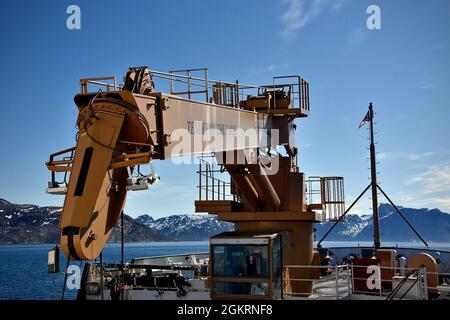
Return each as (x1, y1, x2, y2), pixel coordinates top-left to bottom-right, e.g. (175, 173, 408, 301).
(314, 203, 450, 242)
(0, 199, 163, 244)
(1, 197, 449, 244)
(0, 199, 62, 244)
(134, 214, 154, 225)
(136, 214, 234, 240)
(0, 199, 233, 244)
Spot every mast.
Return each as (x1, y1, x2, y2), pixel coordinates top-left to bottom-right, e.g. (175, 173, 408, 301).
(317, 102, 428, 249)
(368, 103, 380, 249)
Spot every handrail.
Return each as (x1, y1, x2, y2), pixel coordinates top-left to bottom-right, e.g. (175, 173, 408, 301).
(315, 245, 450, 254)
(149, 69, 263, 90)
(149, 69, 310, 112)
(197, 157, 234, 201)
(80, 76, 119, 94)
(76, 69, 310, 114)
(281, 263, 450, 300)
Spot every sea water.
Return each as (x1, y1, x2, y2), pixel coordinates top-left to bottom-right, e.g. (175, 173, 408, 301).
(0, 241, 448, 300)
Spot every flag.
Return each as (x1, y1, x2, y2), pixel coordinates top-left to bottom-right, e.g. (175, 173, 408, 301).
(359, 110, 370, 128)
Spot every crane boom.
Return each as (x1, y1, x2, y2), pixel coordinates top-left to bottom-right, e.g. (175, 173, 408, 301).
(46, 67, 283, 259)
(46, 66, 343, 297)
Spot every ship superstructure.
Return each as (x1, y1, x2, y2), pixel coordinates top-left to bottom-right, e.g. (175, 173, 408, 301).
(45, 67, 450, 300)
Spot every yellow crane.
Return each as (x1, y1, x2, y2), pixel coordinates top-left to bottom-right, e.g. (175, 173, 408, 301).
(46, 66, 345, 298)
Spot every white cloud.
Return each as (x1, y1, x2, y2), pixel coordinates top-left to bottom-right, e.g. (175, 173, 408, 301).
(431, 197, 450, 209)
(396, 194, 450, 213)
(399, 162, 450, 212)
(406, 162, 450, 195)
(248, 63, 292, 76)
(346, 27, 368, 47)
(344, 195, 371, 216)
(266, 64, 276, 72)
(420, 78, 436, 90)
(378, 151, 435, 161)
(149, 181, 196, 197)
(428, 40, 448, 53)
(280, 0, 347, 40)
(263, 63, 291, 72)
(126, 181, 196, 201)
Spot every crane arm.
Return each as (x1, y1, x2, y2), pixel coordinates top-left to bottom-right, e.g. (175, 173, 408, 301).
(47, 67, 276, 260)
(46, 66, 304, 260)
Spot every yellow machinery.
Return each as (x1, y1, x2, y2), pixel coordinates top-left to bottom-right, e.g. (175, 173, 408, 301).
(46, 66, 345, 298)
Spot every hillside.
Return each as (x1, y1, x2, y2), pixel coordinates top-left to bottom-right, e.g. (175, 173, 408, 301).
(1, 198, 449, 244)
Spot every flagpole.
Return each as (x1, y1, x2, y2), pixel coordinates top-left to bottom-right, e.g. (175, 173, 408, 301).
(368, 103, 381, 249)
(316, 102, 428, 248)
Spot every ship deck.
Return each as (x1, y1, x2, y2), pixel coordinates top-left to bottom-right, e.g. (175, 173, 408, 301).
(79, 246, 450, 301)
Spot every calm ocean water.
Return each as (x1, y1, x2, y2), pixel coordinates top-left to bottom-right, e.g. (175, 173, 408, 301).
(0, 241, 209, 300)
(0, 241, 448, 300)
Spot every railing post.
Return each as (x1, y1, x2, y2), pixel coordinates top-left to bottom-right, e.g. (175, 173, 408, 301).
(217, 178, 220, 201)
(187, 70, 191, 100)
(347, 264, 351, 296)
(205, 69, 209, 103)
(212, 166, 215, 201)
(205, 163, 209, 201)
(199, 160, 202, 201)
(420, 267, 428, 300)
(335, 264, 339, 300)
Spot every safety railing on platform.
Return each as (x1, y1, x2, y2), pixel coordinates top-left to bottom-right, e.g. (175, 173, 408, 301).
(197, 156, 236, 202)
(283, 265, 351, 300)
(45, 147, 75, 195)
(80, 76, 120, 94)
(168, 68, 209, 101)
(149, 68, 249, 107)
(148, 69, 310, 113)
(349, 264, 429, 299)
(306, 176, 345, 221)
(283, 263, 450, 300)
(77, 68, 310, 114)
(272, 75, 310, 113)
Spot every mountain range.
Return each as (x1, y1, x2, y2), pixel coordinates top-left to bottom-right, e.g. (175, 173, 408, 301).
(315, 203, 450, 242)
(135, 214, 234, 241)
(0, 198, 449, 244)
(0, 198, 232, 244)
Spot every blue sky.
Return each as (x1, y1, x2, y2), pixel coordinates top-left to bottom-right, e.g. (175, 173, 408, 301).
(0, 0, 449, 218)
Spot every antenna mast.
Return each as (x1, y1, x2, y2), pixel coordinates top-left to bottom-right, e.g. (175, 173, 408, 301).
(317, 102, 428, 248)
(368, 103, 380, 248)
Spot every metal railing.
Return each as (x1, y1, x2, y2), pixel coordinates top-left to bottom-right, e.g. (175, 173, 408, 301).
(45, 147, 75, 194)
(80, 76, 120, 94)
(84, 260, 450, 300)
(272, 75, 310, 113)
(283, 264, 450, 300)
(149, 68, 252, 106)
(197, 156, 235, 202)
(321, 177, 345, 220)
(76, 69, 310, 115)
(148, 69, 310, 113)
(168, 68, 209, 101)
(349, 264, 429, 299)
(306, 176, 345, 221)
(284, 264, 351, 300)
